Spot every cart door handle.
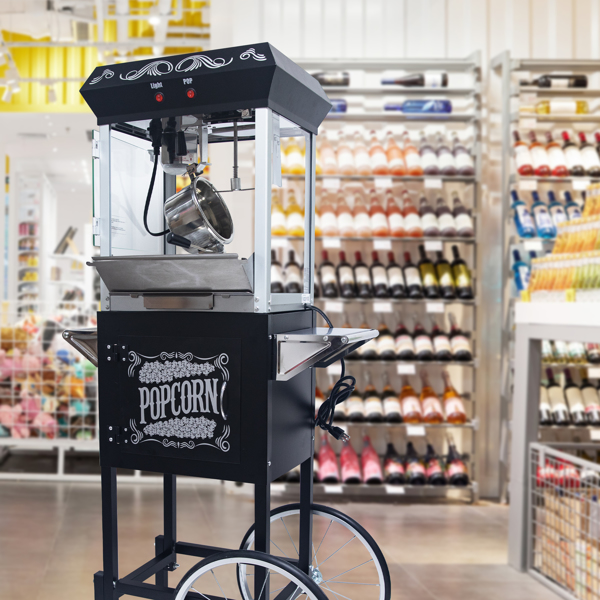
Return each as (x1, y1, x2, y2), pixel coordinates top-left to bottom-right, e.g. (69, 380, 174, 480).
(220, 381, 228, 421)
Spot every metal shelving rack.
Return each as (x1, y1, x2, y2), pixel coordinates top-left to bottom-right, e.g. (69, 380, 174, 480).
(284, 53, 482, 502)
(491, 52, 600, 502)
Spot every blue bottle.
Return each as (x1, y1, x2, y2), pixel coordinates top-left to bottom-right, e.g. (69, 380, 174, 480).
(531, 191, 556, 238)
(547, 191, 567, 227)
(510, 190, 536, 238)
(564, 191, 582, 220)
(329, 99, 348, 114)
(398, 99, 453, 114)
(512, 249, 531, 292)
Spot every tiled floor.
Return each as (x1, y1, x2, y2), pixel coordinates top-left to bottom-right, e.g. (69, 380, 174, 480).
(0, 481, 560, 600)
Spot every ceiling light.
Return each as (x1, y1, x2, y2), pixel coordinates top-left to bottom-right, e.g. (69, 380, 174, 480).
(48, 86, 57, 104)
(2, 86, 12, 103)
(12, 82, 21, 93)
(5, 67, 18, 83)
(149, 15, 161, 25)
(52, 147, 58, 153)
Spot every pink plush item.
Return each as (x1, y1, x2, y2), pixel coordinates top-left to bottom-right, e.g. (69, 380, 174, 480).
(11, 418, 30, 438)
(32, 412, 57, 438)
(0, 403, 21, 427)
(20, 395, 41, 422)
(21, 352, 41, 374)
(0, 349, 25, 381)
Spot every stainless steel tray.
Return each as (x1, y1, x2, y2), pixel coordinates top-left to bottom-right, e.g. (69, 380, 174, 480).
(89, 254, 253, 294)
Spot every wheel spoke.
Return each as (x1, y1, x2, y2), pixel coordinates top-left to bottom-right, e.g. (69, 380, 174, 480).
(270, 538, 290, 559)
(211, 569, 228, 600)
(312, 543, 319, 568)
(281, 517, 299, 557)
(313, 519, 333, 565)
(322, 584, 353, 600)
(189, 586, 211, 600)
(319, 536, 357, 567)
(257, 570, 270, 600)
(323, 559, 373, 583)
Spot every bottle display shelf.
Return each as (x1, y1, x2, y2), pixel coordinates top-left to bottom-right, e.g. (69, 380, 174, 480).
(539, 424, 600, 430)
(509, 235, 555, 247)
(279, 235, 476, 244)
(541, 361, 600, 369)
(510, 174, 600, 185)
(17, 250, 39, 255)
(298, 56, 479, 72)
(323, 86, 479, 97)
(515, 86, 600, 98)
(326, 112, 477, 123)
(511, 112, 600, 124)
(283, 173, 477, 183)
(344, 358, 476, 367)
(315, 297, 475, 305)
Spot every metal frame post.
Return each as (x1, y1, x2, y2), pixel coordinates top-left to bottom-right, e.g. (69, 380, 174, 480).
(302, 132, 317, 304)
(298, 457, 314, 574)
(155, 474, 177, 586)
(100, 465, 118, 599)
(99, 124, 112, 311)
(254, 482, 271, 598)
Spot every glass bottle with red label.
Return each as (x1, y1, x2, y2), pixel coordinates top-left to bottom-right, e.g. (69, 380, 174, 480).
(368, 189, 390, 237)
(419, 370, 444, 424)
(448, 312, 473, 361)
(399, 375, 423, 423)
(545, 131, 568, 177)
(562, 130, 585, 176)
(442, 369, 467, 424)
(361, 436, 383, 484)
(354, 251, 373, 299)
(435, 195, 457, 238)
(418, 195, 441, 237)
(384, 442, 406, 484)
(404, 441, 427, 485)
(363, 372, 384, 422)
(381, 372, 402, 422)
(395, 320, 416, 360)
(425, 442, 447, 485)
(413, 319, 434, 361)
(337, 250, 357, 299)
(445, 435, 469, 486)
(527, 131, 551, 176)
(431, 317, 452, 361)
(371, 251, 390, 298)
(345, 380, 365, 422)
(387, 252, 407, 298)
(419, 131, 439, 175)
(318, 250, 339, 298)
(579, 132, 600, 177)
(580, 368, 600, 425)
(403, 251, 424, 299)
(385, 130, 407, 176)
(513, 131, 534, 176)
(340, 439, 362, 484)
(376, 320, 396, 360)
(317, 436, 340, 483)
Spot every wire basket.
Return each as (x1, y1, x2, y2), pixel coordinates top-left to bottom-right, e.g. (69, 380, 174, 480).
(531, 442, 600, 600)
(0, 302, 98, 441)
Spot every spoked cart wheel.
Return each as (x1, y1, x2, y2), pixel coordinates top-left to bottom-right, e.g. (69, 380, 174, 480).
(173, 549, 328, 600)
(238, 503, 391, 600)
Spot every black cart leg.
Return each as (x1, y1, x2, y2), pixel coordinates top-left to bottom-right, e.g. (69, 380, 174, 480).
(155, 473, 177, 586)
(298, 457, 314, 574)
(254, 481, 271, 598)
(99, 466, 118, 599)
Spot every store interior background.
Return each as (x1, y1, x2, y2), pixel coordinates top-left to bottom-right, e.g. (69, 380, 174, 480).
(2, 2, 600, 599)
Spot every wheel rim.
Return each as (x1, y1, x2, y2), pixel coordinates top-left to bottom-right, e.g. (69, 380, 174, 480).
(239, 508, 385, 600)
(175, 553, 324, 600)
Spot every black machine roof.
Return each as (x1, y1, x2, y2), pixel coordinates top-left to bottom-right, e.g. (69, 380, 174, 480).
(80, 43, 332, 134)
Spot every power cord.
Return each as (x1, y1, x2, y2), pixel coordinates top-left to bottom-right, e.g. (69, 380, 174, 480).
(304, 305, 354, 441)
(143, 118, 170, 238)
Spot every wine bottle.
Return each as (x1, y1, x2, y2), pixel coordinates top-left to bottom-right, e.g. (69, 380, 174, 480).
(285, 188, 305, 236)
(382, 71, 448, 87)
(564, 368, 586, 425)
(419, 195, 441, 237)
(336, 190, 356, 237)
(442, 370, 467, 424)
(337, 250, 357, 299)
(452, 132, 476, 176)
(417, 245, 441, 299)
(314, 269, 321, 299)
(547, 191, 567, 228)
(587, 343, 600, 364)
(419, 131, 440, 175)
(271, 187, 287, 236)
(403, 132, 423, 176)
(354, 251, 373, 299)
(271, 249, 284, 293)
(553, 341, 569, 363)
(286, 138, 305, 175)
(529, 74, 587, 88)
(531, 191, 556, 239)
(319, 250, 339, 298)
(283, 250, 303, 293)
(312, 71, 350, 86)
(437, 133, 457, 176)
(564, 191, 582, 220)
(361, 436, 383, 485)
(579, 132, 600, 177)
(381, 372, 402, 422)
(568, 341, 587, 363)
(363, 372, 384, 422)
(353, 132, 372, 176)
(376, 321, 396, 361)
(368, 189, 390, 237)
(435, 251, 456, 300)
(371, 251, 390, 299)
(401, 99, 452, 114)
(435, 195, 457, 237)
(581, 369, 600, 425)
(403, 251, 424, 299)
(546, 368, 570, 425)
(358, 314, 378, 361)
(451, 192, 475, 238)
(420, 371, 444, 424)
(340, 440, 362, 484)
(337, 131, 356, 176)
(319, 136, 338, 176)
(386, 189, 405, 237)
(512, 249, 530, 292)
(528, 131, 551, 177)
(425, 443, 447, 485)
(431, 318, 453, 361)
(545, 131, 569, 177)
(413, 319, 434, 361)
(399, 375, 423, 423)
(353, 193, 372, 237)
(320, 192, 339, 236)
(448, 312, 473, 361)
(387, 252, 407, 298)
(401, 190, 424, 237)
(395, 320, 416, 360)
(385, 132, 407, 176)
(445, 436, 469, 486)
(317, 437, 340, 483)
(539, 381, 553, 425)
(562, 131, 585, 176)
(513, 131, 534, 176)
(510, 190, 536, 238)
(384, 443, 406, 484)
(404, 441, 427, 485)
(369, 130, 390, 176)
(542, 340, 554, 363)
(522, 100, 589, 115)
(450, 245, 474, 300)
(346, 381, 366, 422)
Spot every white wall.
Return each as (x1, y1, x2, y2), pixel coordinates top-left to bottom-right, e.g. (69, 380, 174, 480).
(212, 0, 600, 63)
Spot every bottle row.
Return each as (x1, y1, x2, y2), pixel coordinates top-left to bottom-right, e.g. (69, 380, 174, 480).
(271, 246, 474, 300)
(18, 223, 38, 237)
(518, 100, 592, 117)
(540, 368, 600, 426)
(542, 340, 600, 365)
(311, 435, 469, 487)
(327, 98, 458, 114)
(312, 70, 453, 89)
(514, 131, 600, 178)
(282, 129, 475, 177)
(519, 74, 589, 89)
(318, 369, 469, 425)
(18, 255, 38, 268)
(527, 251, 600, 295)
(511, 190, 582, 240)
(535, 460, 586, 489)
(552, 214, 600, 254)
(272, 186, 475, 239)
(344, 314, 473, 363)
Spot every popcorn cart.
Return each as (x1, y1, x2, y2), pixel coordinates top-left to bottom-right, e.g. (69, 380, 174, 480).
(67, 43, 390, 600)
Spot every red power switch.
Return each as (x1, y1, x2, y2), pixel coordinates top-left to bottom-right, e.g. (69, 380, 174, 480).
(155, 92, 164, 102)
(186, 88, 196, 99)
